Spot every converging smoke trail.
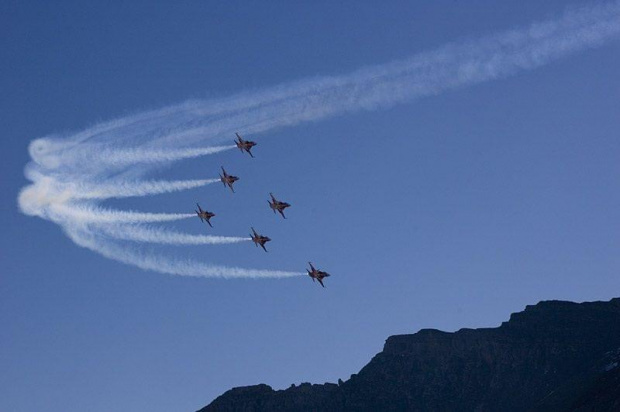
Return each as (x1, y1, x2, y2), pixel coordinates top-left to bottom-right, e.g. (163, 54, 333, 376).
(97, 145, 235, 166)
(74, 178, 219, 200)
(18, 1, 620, 279)
(96, 223, 250, 245)
(66, 227, 303, 279)
(52, 204, 195, 224)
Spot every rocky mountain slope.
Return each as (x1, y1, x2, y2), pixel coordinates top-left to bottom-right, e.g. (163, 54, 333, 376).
(199, 298, 620, 411)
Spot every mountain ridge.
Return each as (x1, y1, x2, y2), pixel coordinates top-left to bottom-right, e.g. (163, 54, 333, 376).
(199, 298, 620, 411)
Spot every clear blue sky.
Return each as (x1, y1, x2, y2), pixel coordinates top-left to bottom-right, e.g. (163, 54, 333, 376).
(1, 1, 619, 411)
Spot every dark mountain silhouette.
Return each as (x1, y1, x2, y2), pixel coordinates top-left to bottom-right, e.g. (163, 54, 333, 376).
(199, 298, 620, 411)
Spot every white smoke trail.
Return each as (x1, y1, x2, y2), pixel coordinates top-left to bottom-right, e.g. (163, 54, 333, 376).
(18, 1, 620, 279)
(95, 145, 236, 166)
(137, 0, 620, 150)
(96, 223, 250, 245)
(51, 204, 195, 224)
(65, 227, 302, 279)
(73, 178, 219, 200)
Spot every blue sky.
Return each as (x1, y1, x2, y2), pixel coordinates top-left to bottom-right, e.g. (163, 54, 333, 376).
(1, 1, 619, 411)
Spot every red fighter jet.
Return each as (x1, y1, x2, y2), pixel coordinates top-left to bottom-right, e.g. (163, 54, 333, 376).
(219, 167, 239, 193)
(307, 262, 331, 287)
(195, 203, 215, 227)
(268, 193, 291, 219)
(235, 133, 257, 158)
(250, 227, 271, 252)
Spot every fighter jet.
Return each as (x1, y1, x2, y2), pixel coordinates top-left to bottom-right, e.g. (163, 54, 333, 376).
(250, 227, 271, 252)
(195, 203, 215, 227)
(219, 167, 239, 193)
(235, 133, 257, 158)
(307, 262, 331, 287)
(268, 193, 291, 219)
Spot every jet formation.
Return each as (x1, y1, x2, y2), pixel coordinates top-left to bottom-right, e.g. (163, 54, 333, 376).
(194, 133, 331, 287)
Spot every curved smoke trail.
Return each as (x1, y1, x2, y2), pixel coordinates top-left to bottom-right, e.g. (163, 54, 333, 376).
(17, 1, 620, 279)
(95, 223, 251, 245)
(72, 179, 220, 200)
